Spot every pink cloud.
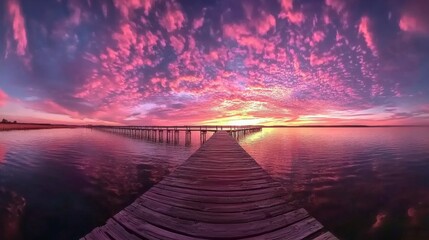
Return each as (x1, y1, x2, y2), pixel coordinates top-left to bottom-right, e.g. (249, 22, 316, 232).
(283, 11, 305, 24)
(10, 0, 401, 125)
(208, 51, 219, 61)
(309, 53, 335, 66)
(222, 22, 273, 53)
(223, 23, 263, 52)
(323, 14, 331, 25)
(279, 0, 293, 11)
(237, 36, 265, 53)
(358, 16, 378, 56)
(28, 100, 83, 119)
(159, 1, 185, 32)
(113, 0, 154, 18)
(371, 84, 384, 97)
(169, 75, 204, 93)
(0, 90, 8, 106)
(192, 16, 204, 30)
(312, 31, 326, 43)
(74, 13, 170, 123)
(151, 77, 168, 88)
(399, 15, 429, 35)
(223, 23, 250, 39)
(6, 0, 27, 56)
(169, 35, 185, 54)
(254, 12, 276, 35)
(141, 0, 153, 16)
(325, 0, 345, 13)
(112, 23, 138, 56)
(278, 0, 305, 24)
(398, 0, 429, 35)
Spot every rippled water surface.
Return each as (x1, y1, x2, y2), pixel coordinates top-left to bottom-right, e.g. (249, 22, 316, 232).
(240, 127, 429, 240)
(0, 128, 205, 240)
(0, 127, 428, 239)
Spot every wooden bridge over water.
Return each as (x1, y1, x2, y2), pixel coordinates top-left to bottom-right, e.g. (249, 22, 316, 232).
(82, 131, 337, 240)
(92, 125, 262, 145)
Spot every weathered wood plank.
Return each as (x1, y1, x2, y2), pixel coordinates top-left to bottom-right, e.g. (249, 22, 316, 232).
(82, 131, 337, 239)
(312, 231, 340, 240)
(152, 183, 287, 197)
(158, 178, 282, 191)
(85, 228, 111, 240)
(133, 196, 297, 224)
(113, 211, 200, 240)
(243, 217, 323, 240)
(102, 219, 141, 240)
(147, 186, 289, 204)
(142, 190, 290, 213)
(122, 204, 310, 238)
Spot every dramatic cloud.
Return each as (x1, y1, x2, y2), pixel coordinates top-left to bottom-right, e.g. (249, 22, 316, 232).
(278, 0, 305, 25)
(325, 0, 345, 13)
(255, 12, 276, 35)
(159, 1, 186, 32)
(5, 0, 27, 56)
(113, 0, 154, 19)
(399, 0, 429, 35)
(0, 0, 428, 125)
(358, 16, 378, 56)
(312, 31, 326, 43)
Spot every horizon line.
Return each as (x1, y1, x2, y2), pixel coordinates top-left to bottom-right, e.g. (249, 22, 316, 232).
(2, 122, 429, 128)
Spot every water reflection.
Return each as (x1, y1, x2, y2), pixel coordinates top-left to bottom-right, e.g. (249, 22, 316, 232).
(0, 188, 26, 240)
(0, 144, 6, 164)
(1, 127, 428, 239)
(239, 127, 429, 240)
(0, 128, 198, 240)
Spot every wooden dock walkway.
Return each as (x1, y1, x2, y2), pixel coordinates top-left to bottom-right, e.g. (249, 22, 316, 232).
(82, 131, 338, 240)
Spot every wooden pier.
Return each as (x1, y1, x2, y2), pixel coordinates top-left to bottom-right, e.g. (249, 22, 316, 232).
(82, 131, 337, 240)
(92, 125, 262, 144)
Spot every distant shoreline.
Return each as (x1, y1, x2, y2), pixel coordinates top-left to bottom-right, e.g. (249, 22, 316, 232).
(0, 123, 79, 131)
(1, 123, 428, 131)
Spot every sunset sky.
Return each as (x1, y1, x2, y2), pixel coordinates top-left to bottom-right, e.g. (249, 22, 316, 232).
(0, 0, 429, 125)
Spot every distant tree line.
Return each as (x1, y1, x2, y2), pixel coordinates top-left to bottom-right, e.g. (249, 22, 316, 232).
(1, 118, 17, 124)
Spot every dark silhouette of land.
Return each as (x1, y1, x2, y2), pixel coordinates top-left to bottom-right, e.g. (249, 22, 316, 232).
(0, 122, 78, 131)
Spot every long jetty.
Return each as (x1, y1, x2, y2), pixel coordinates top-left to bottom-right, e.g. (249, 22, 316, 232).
(91, 125, 262, 144)
(82, 131, 337, 239)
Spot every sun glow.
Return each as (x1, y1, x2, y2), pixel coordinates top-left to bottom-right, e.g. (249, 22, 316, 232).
(203, 116, 270, 126)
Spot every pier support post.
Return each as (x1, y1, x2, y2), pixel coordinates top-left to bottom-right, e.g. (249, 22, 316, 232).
(185, 130, 191, 146)
(159, 130, 163, 142)
(166, 129, 171, 143)
(174, 130, 179, 145)
(200, 130, 207, 144)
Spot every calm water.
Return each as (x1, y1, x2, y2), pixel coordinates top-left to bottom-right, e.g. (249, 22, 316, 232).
(0, 129, 205, 239)
(0, 127, 428, 239)
(240, 127, 429, 240)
